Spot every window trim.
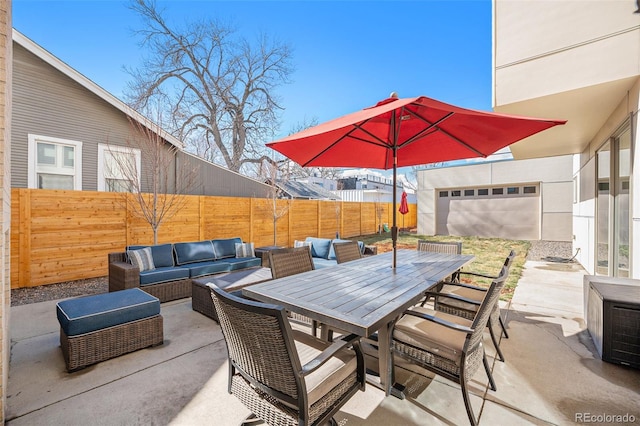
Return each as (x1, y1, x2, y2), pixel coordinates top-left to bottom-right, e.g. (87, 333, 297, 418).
(97, 144, 141, 192)
(28, 134, 82, 190)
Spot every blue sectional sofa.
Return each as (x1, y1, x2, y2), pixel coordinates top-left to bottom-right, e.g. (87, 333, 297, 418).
(108, 237, 261, 302)
(303, 237, 365, 269)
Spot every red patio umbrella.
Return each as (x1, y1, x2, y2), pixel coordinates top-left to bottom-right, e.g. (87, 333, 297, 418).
(267, 94, 566, 267)
(398, 191, 409, 231)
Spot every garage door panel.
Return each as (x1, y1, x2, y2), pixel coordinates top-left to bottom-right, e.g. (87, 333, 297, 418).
(437, 195, 539, 240)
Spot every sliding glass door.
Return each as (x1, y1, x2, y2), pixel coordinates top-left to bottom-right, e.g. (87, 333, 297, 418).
(596, 125, 632, 277)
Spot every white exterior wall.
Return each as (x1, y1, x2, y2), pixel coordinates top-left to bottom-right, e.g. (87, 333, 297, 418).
(494, 0, 640, 278)
(417, 156, 573, 241)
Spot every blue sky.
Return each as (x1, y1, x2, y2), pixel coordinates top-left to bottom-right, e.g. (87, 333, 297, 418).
(13, 0, 496, 182)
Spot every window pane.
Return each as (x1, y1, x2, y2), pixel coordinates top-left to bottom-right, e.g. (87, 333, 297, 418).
(439, 191, 448, 197)
(63, 146, 74, 167)
(451, 190, 461, 197)
(524, 186, 536, 194)
(507, 187, 519, 194)
(38, 173, 74, 190)
(464, 189, 474, 196)
(107, 178, 133, 192)
(492, 188, 503, 195)
(478, 189, 489, 196)
(596, 141, 610, 275)
(37, 143, 56, 165)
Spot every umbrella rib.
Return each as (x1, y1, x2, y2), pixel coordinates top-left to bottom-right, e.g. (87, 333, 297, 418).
(300, 120, 388, 166)
(400, 110, 486, 157)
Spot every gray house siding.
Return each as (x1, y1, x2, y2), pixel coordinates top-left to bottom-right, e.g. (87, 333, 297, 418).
(179, 152, 271, 197)
(12, 39, 271, 198)
(13, 42, 130, 190)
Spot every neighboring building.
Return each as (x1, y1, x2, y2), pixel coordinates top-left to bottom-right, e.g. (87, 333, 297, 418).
(12, 30, 271, 198)
(493, 1, 639, 279)
(416, 156, 573, 241)
(338, 173, 404, 192)
(274, 179, 340, 200)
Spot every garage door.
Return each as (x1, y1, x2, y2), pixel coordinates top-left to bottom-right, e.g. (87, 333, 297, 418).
(436, 185, 540, 240)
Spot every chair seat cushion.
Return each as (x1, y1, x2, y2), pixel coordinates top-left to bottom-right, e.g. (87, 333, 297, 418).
(393, 307, 472, 365)
(438, 284, 485, 313)
(293, 331, 358, 407)
(56, 288, 160, 336)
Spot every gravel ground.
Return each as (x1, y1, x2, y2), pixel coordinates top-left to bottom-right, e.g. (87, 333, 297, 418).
(10, 240, 576, 306)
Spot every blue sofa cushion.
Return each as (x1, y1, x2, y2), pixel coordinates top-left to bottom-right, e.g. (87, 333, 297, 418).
(127, 244, 175, 268)
(174, 241, 216, 265)
(56, 288, 160, 337)
(328, 239, 365, 260)
(305, 237, 332, 259)
(212, 237, 242, 259)
(312, 257, 338, 269)
(185, 261, 232, 278)
(224, 257, 262, 271)
(139, 267, 190, 286)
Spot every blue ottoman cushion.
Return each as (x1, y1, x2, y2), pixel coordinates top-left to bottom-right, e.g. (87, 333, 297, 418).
(56, 288, 160, 337)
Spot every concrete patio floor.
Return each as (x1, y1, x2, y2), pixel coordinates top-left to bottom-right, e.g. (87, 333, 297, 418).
(6, 260, 640, 425)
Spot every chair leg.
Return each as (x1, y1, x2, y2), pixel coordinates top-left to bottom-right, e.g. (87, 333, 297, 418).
(482, 352, 497, 391)
(488, 320, 505, 362)
(241, 413, 264, 425)
(499, 315, 509, 339)
(460, 377, 479, 426)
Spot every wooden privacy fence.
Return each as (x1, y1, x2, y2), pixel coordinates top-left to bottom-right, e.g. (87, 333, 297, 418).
(11, 189, 417, 288)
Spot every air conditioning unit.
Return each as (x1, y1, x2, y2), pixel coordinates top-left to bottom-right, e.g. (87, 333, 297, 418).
(584, 276, 640, 369)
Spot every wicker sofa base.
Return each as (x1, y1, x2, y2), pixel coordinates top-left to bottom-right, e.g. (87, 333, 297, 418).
(60, 314, 164, 372)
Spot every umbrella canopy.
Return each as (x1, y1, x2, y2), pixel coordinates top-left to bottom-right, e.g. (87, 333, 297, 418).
(267, 94, 566, 267)
(399, 191, 409, 215)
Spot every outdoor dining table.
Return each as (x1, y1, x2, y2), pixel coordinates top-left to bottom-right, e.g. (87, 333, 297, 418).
(243, 248, 475, 397)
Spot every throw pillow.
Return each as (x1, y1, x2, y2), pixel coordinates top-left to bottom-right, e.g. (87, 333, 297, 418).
(294, 240, 313, 248)
(127, 247, 156, 272)
(235, 242, 255, 258)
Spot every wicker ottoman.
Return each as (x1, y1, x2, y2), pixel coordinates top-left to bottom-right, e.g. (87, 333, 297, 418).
(56, 288, 163, 372)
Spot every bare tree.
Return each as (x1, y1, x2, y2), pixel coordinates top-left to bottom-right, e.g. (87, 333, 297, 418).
(107, 113, 198, 244)
(125, 0, 293, 173)
(255, 159, 291, 246)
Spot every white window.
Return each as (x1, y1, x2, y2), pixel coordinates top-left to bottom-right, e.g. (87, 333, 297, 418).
(97, 144, 141, 192)
(28, 134, 82, 190)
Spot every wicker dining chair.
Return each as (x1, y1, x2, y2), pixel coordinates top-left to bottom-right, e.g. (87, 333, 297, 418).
(391, 266, 508, 426)
(416, 239, 463, 304)
(210, 286, 366, 426)
(268, 246, 318, 335)
(426, 250, 517, 362)
(333, 241, 362, 264)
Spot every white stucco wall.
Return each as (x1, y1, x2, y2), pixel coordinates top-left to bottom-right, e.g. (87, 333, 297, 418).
(417, 156, 573, 241)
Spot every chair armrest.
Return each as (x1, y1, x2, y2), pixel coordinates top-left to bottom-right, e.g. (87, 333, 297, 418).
(296, 332, 361, 375)
(402, 310, 474, 334)
(425, 290, 481, 306)
(440, 280, 488, 292)
(459, 271, 498, 280)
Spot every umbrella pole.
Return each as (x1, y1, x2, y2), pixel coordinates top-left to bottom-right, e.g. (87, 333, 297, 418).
(392, 148, 398, 269)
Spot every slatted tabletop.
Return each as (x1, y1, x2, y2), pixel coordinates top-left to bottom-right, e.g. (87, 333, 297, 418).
(244, 249, 474, 395)
(244, 249, 474, 337)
